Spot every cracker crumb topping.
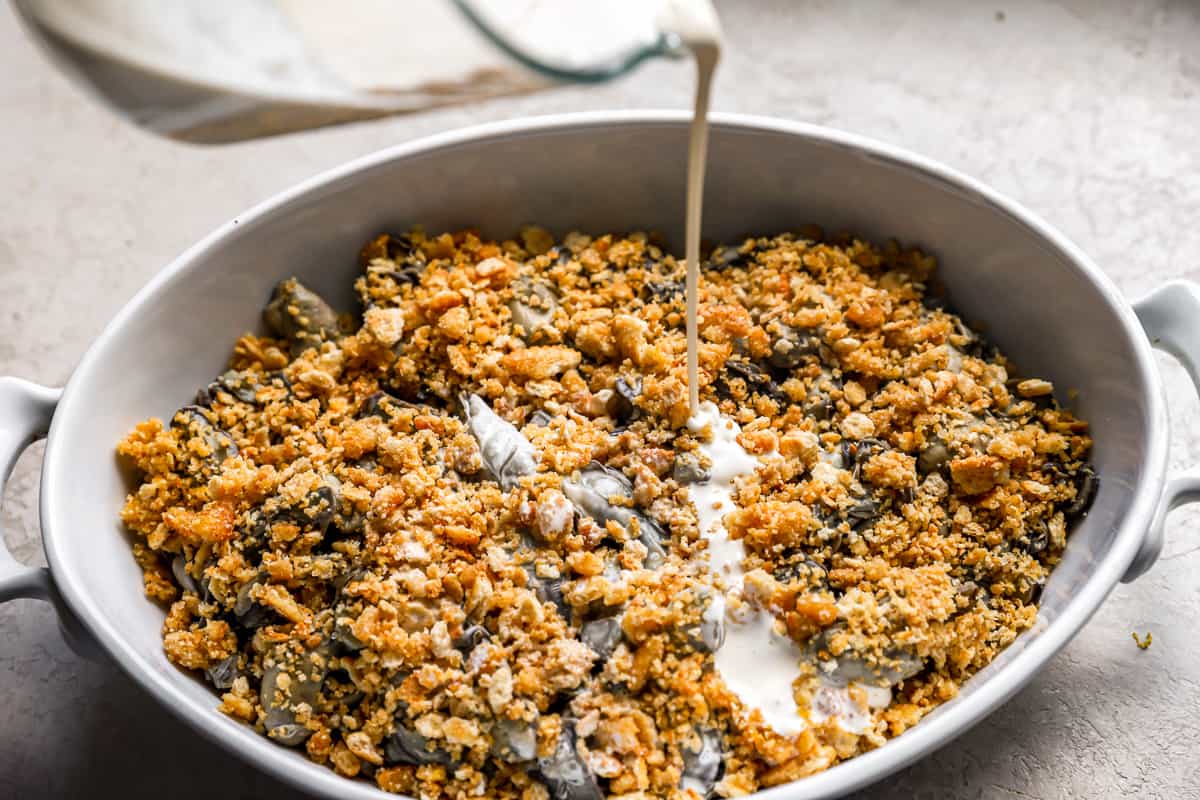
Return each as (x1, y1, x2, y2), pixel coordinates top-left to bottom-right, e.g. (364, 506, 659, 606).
(118, 227, 1095, 798)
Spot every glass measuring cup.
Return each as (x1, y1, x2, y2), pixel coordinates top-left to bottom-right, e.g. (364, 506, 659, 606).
(11, 0, 690, 144)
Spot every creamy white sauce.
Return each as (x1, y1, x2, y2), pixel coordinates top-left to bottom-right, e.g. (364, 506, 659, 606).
(687, 402, 807, 736)
(687, 402, 757, 579)
(715, 605, 809, 736)
(809, 684, 891, 735)
(687, 402, 888, 736)
(535, 493, 574, 538)
(817, 447, 844, 468)
(397, 540, 430, 564)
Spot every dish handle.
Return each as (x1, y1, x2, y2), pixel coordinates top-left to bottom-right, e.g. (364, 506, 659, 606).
(0, 377, 102, 658)
(1126, 281, 1200, 581)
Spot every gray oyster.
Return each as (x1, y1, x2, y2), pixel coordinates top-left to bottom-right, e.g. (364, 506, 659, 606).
(917, 438, 952, 474)
(263, 277, 340, 356)
(764, 321, 824, 369)
(563, 463, 667, 568)
(579, 615, 624, 663)
(171, 554, 201, 597)
(233, 573, 274, 630)
(606, 376, 642, 425)
(384, 718, 453, 766)
(331, 569, 366, 653)
(171, 406, 238, 469)
(680, 726, 725, 797)
(508, 276, 559, 342)
(676, 589, 724, 654)
(537, 721, 603, 800)
(1063, 464, 1098, 520)
(463, 394, 539, 490)
(522, 562, 570, 620)
(672, 452, 710, 484)
(804, 369, 841, 422)
(455, 623, 491, 652)
(204, 654, 240, 690)
(805, 625, 923, 687)
(281, 474, 340, 535)
(260, 638, 335, 746)
(196, 369, 262, 406)
(492, 716, 538, 763)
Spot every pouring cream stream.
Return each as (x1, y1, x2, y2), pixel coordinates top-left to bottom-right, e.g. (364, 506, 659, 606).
(661, 0, 882, 741)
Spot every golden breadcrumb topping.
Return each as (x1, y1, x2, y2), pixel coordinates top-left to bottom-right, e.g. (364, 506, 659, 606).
(118, 227, 1094, 798)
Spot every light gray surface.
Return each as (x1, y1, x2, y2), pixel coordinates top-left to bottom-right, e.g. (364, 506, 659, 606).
(1, 1, 1198, 798)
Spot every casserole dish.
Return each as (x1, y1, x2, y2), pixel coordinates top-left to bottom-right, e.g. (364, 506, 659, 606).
(1, 112, 1198, 799)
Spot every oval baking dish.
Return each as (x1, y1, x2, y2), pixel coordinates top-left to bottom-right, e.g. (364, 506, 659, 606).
(3, 112, 1199, 799)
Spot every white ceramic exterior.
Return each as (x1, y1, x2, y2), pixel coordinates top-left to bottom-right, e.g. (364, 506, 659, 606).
(2, 112, 1198, 800)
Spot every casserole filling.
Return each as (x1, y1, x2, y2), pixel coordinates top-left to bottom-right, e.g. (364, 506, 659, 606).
(117, 227, 1095, 798)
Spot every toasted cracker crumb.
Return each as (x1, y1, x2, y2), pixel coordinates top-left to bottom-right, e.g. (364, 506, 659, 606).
(117, 227, 1094, 799)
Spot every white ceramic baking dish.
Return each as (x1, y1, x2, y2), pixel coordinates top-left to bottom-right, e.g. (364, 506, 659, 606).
(2, 112, 1199, 799)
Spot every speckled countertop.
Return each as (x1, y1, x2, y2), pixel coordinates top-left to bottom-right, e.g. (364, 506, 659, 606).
(2, 1, 1199, 798)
